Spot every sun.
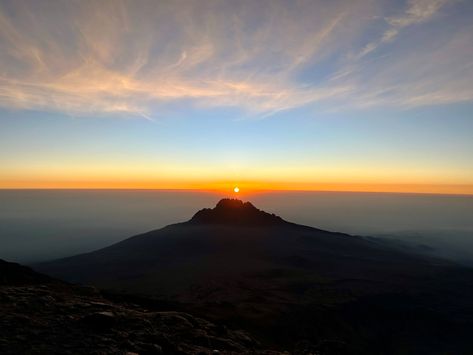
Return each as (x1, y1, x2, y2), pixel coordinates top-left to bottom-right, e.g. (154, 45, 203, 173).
(233, 186, 240, 193)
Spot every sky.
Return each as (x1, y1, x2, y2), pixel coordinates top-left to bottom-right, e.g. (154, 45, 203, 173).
(0, 0, 472, 194)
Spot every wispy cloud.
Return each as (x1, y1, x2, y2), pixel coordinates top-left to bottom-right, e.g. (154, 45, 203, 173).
(357, 0, 451, 59)
(0, 0, 471, 118)
(343, 26, 473, 109)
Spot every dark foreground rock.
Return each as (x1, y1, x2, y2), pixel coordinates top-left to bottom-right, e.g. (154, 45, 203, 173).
(0, 260, 286, 355)
(0, 283, 289, 355)
(0, 259, 57, 285)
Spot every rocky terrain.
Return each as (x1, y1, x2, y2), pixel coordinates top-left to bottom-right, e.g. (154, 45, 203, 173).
(0, 260, 286, 355)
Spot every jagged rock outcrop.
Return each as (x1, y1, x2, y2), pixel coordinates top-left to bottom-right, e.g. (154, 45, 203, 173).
(190, 199, 286, 226)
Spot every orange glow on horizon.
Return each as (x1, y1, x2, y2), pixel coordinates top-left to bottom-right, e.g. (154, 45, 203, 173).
(1, 179, 472, 195)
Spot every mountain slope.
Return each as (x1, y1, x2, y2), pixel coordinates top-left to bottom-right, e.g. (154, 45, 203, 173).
(0, 259, 59, 286)
(37, 199, 449, 296)
(35, 199, 473, 353)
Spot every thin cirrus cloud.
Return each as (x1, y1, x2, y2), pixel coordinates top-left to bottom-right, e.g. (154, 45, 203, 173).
(0, 0, 471, 119)
(357, 0, 450, 58)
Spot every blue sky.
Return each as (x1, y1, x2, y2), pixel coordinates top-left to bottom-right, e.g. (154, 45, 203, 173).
(0, 0, 472, 192)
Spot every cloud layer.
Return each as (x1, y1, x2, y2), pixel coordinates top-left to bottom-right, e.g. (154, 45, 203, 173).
(0, 0, 472, 118)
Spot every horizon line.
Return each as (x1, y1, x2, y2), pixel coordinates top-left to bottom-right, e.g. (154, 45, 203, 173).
(1, 187, 472, 197)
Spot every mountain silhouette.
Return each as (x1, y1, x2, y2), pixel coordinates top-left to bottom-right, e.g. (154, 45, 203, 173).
(34, 199, 473, 352)
(37, 198, 453, 296)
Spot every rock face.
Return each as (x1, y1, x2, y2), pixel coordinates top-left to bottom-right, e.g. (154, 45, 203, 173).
(0, 259, 284, 355)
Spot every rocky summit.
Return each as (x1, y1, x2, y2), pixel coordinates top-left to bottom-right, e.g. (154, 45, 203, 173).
(189, 198, 286, 226)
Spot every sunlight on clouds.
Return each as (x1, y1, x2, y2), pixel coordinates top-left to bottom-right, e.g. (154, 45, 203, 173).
(0, 0, 471, 118)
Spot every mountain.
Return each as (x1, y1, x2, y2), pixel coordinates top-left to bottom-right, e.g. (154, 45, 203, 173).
(35, 199, 473, 353)
(36, 198, 452, 294)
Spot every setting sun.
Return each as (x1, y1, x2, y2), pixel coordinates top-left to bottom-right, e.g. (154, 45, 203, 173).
(233, 186, 240, 193)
